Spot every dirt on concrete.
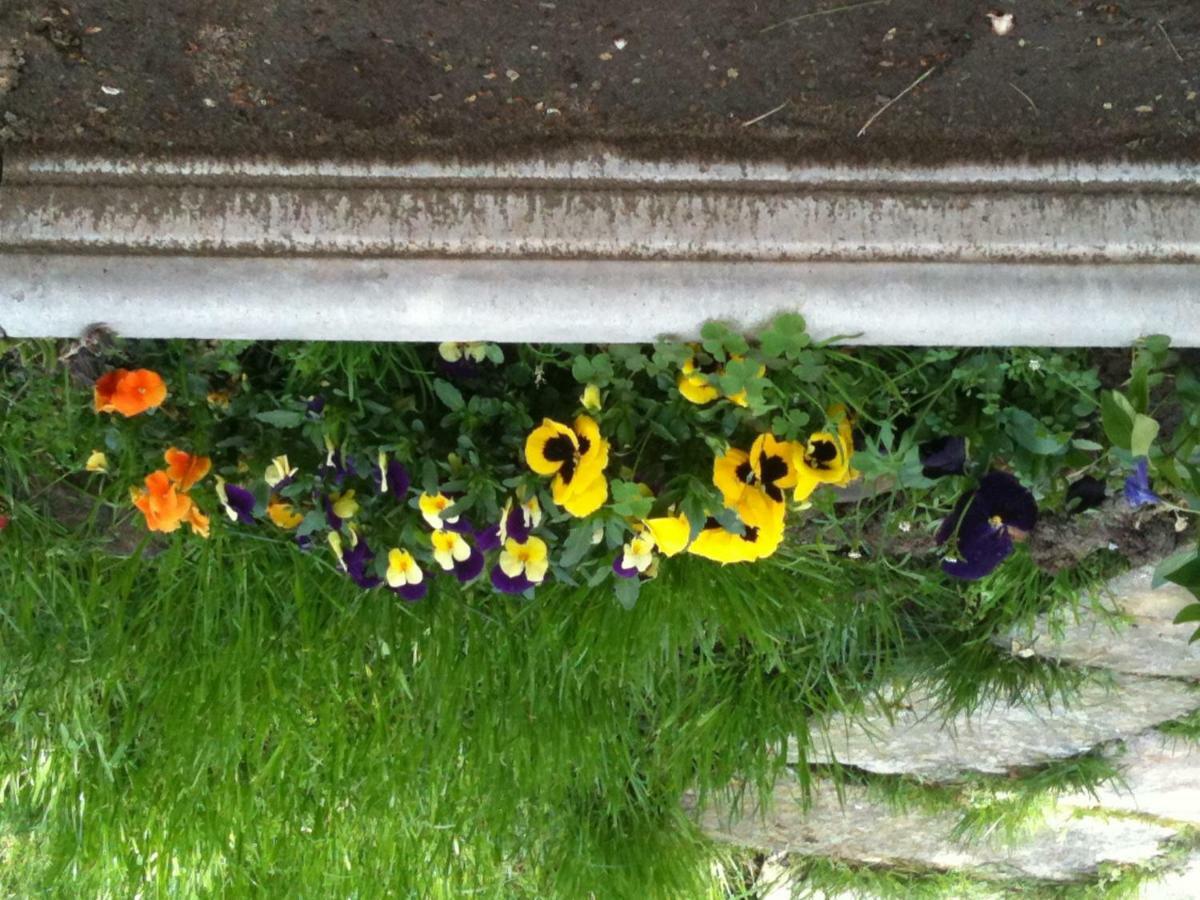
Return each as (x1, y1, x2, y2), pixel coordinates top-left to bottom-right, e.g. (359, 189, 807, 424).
(1, 1, 1198, 162)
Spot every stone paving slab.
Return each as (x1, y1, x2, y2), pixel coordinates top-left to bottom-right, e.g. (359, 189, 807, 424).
(699, 779, 1177, 884)
(798, 674, 1200, 781)
(1005, 565, 1200, 681)
(1060, 732, 1200, 826)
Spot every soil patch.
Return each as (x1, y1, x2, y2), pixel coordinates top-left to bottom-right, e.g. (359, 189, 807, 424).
(1, 1, 1198, 162)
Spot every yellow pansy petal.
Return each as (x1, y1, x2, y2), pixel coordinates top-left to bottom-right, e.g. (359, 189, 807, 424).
(331, 490, 359, 520)
(750, 433, 800, 491)
(85, 450, 108, 473)
(499, 549, 525, 578)
(525, 419, 578, 476)
(267, 499, 304, 530)
(712, 448, 751, 508)
(580, 383, 602, 411)
(678, 372, 720, 405)
(645, 514, 690, 557)
(561, 474, 607, 518)
(525, 557, 549, 583)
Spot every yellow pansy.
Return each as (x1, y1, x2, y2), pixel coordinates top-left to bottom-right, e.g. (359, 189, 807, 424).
(687, 502, 785, 564)
(267, 497, 304, 530)
(524, 415, 609, 518)
(620, 533, 656, 573)
(644, 513, 691, 557)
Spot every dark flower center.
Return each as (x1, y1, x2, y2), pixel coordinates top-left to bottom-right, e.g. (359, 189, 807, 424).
(577, 434, 591, 456)
(743, 526, 760, 543)
(543, 434, 575, 463)
(758, 452, 789, 502)
(806, 439, 839, 470)
(735, 461, 756, 485)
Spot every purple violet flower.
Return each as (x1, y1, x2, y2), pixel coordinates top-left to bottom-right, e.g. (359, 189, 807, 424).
(1124, 458, 1162, 509)
(375, 459, 411, 500)
(937, 471, 1038, 580)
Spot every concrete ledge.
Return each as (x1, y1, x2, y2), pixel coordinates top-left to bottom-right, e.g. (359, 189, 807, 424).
(4, 255, 1200, 344)
(2, 152, 1199, 343)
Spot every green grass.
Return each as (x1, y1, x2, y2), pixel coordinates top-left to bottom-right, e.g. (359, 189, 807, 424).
(0, 339, 1135, 897)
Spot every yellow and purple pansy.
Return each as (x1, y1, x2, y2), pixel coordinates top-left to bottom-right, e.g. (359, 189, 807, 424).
(524, 415, 609, 517)
(386, 547, 427, 601)
(492, 535, 549, 594)
(215, 476, 256, 525)
(431, 529, 484, 582)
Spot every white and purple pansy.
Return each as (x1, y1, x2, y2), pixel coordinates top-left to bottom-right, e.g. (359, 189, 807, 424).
(215, 476, 256, 525)
(491, 536, 549, 595)
(375, 451, 412, 499)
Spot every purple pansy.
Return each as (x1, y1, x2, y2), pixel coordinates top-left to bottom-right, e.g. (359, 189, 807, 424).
(491, 566, 534, 595)
(502, 502, 533, 543)
(937, 471, 1038, 580)
(919, 436, 967, 479)
(295, 533, 314, 552)
(217, 479, 257, 525)
(1124, 458, 1161, 509)
(343, 537, 382, 590)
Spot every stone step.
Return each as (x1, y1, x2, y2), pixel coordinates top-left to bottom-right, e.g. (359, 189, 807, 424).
(797, 673, 1200, 781)
(1005, 565, 1200, 681)
(697, 778, 1177, 884)
(1059, 731, 1200, 826)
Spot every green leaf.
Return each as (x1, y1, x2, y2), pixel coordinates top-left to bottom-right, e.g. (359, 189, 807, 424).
(557, 521, 598, 570)
(571, 356, 594, 383)
(1155, 549, 1200, 597)
(1173, 603, 1200, 625)
(1100, 391, 1134, 450)
(759, 312, 809, 359)
(610, 480, 654, 519)
(1129, 414, 1159, 459)
(433, 379, 464, 411)
(1071, 438, 1105, 452)
(1128, 365, 1150, 414)
(484, 343, 505, 365)
(1004, 408, 1068, 456)
(613, 576, 641, 610)
(254, 409, 305, 429)
(296, 510, 327, 537)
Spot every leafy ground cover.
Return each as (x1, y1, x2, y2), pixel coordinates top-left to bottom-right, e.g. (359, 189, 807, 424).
(1, 328, 1197, 897)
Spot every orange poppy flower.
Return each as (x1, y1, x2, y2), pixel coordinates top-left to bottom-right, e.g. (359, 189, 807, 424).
(131, 470, 193, 533)
(164, 448, 212, 491)
(94, 369, 168, 417)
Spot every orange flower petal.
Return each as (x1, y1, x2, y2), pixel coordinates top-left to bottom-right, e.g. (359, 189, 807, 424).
(93, 369, 129, 414)
(164, 448, 212, 492)
(110, 369, 168, 417)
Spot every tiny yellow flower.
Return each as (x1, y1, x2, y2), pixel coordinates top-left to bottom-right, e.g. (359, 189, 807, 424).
(330, 490, 359, 521)
(85, 450, 109, 474)
(580, 383, 602, 411)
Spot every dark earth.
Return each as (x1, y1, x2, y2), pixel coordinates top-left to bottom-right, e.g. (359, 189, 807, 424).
(2, 1, 1199, 162)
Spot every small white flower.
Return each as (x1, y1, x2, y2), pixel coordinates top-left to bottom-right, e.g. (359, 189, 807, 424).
(898, 521, 912, 533)
(987, 12, 1015, 36)
(1027, 357, 1043, 372)
(847, 550, 862, 560)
